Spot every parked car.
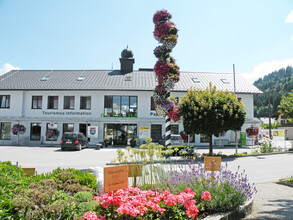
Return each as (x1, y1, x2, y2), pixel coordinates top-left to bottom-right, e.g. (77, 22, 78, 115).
(159, 134, 184, 146)
(60, 132, 88, 151)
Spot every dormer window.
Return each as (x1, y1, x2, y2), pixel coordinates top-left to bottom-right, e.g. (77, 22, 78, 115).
(221, 79, 230, 84)
(192, 78, 200, 83)
(77, 76, 85, 81)
(125, 76, 132, 81)
(41, 76, 50, 81)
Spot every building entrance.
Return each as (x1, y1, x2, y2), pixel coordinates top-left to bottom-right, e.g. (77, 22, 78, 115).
(104, 124, 137, 145)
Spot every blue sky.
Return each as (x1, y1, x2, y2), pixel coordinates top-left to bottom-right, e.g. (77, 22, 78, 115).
(0, 0, 292, 83)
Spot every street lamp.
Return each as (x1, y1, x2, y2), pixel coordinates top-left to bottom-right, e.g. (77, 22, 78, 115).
(267, 84, 279, 140)
(268, 93, 272, 140)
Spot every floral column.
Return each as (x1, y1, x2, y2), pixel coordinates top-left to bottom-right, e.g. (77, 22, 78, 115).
(153, 10, 181, 146)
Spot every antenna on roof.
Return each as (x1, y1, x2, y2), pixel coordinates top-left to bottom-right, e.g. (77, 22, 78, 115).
(111, 62, 113, 70)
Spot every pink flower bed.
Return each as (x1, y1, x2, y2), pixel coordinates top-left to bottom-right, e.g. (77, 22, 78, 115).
(82, 187, 211, 219)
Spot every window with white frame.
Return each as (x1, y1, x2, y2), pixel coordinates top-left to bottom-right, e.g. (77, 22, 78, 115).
(48, 96, 58, 109)
(104, 96, 137, 117)
(64, 96, 75, 109)
(32, 96, 42, 109)
(0, 95, 10, 108)
(30, 123, 41, 141)
(0, 122, 11, 140)
(80, 96, 91, 110)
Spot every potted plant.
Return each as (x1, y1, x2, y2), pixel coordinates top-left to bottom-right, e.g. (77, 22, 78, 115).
(104, 138, 112, 147)
(11, 124, 26, 135)
(246, 126, 259, 137)
(45, 129, 60, 140)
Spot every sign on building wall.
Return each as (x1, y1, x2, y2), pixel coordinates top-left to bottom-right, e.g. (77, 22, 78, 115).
(87, 126, 98, 138)
(139, 127, 150, 139)
(259, 129, 285, 141)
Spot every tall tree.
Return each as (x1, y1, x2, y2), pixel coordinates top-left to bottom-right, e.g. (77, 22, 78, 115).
(278, 90, 293, 122)
(254, 66, 293, 118)
(180, 84, 246, 155)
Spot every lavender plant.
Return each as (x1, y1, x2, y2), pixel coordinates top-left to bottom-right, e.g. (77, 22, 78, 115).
(156, 162, 257, 213)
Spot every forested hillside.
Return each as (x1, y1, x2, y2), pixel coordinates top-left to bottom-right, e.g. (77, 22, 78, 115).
(253, 66, 293, 118)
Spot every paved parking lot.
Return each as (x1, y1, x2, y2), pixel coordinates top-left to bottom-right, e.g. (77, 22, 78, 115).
(0, 144, 290, 174)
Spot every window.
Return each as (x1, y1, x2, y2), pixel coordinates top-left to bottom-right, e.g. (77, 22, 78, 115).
(171, 125, 179, 134)
(192, 78, 200, 83)
(77, 76, 85, 81)
(63, 123, 74, 134)
(0, 122, 11, 140)
(151, 124, 162, 142)
(200, 134, 209, 143)
(48, 96, 58, 109)
(80, 96, 91, 110)
(46, 123, 58, 141)
(221, 79, 230, 84)
(32, 96, 42, 109)
(0, 95, 10, 108)
(104, 96, 137, 117)
(41, 76, 50, 81)
(64, 96, 75, 109)
(151, 97, 155, 111)
(30, 123, 41, 141)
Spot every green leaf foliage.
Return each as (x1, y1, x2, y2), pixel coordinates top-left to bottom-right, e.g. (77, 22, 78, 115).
(180, 84, 246, 155)
(254, 66, 293, 118)
(180, 84, 246, 136)
(278, 90, 293, 121)
(30, 167, 98, 190)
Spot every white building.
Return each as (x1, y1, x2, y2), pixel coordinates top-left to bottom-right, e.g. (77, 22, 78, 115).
(0, 48, 262, 147)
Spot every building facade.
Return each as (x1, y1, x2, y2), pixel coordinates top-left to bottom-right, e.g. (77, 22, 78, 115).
(0, 48, 262, 147)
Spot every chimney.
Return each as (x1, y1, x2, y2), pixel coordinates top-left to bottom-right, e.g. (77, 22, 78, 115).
(120, 47, 135, 74)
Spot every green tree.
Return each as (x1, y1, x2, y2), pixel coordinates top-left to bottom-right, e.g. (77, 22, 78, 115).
(278, 90, 293, 122)
(180, 84, 247, 155)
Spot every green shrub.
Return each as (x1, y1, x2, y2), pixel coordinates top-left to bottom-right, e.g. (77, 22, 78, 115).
(74, 191, 93, 203)
(12, 178, 80, 219)
(0, 161, 30, 219)
(75, 200, 99, 218)
(234, 152, 247, 156)
(260, 142, 274, 153)
(30, 167, 98, 190)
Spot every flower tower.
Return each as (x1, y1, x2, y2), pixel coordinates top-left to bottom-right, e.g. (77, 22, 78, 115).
(153, 10, 181, 147)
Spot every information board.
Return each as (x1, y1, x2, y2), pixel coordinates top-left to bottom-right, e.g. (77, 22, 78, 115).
(104, 165, 128, 193)
(139, 127, 150, 139)
(204, 157, 221, 171)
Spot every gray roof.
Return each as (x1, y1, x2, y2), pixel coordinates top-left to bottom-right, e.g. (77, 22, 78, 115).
(0, 69, 262, 94)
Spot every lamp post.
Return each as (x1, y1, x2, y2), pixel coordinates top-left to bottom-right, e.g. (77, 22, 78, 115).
(267, 84, 279, 140)
(268, 93, 272, 140)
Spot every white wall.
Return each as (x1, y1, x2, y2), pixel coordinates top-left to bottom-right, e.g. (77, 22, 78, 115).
(0, 89, 255, 146)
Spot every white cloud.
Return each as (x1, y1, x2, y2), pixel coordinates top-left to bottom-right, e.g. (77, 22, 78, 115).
(240, 58, 293, 83)
(0, 63, 20, 75)
(285, 10, 293, 23)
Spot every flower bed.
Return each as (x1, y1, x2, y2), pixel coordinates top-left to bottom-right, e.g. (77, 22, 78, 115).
(82, 187, 209, 219)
